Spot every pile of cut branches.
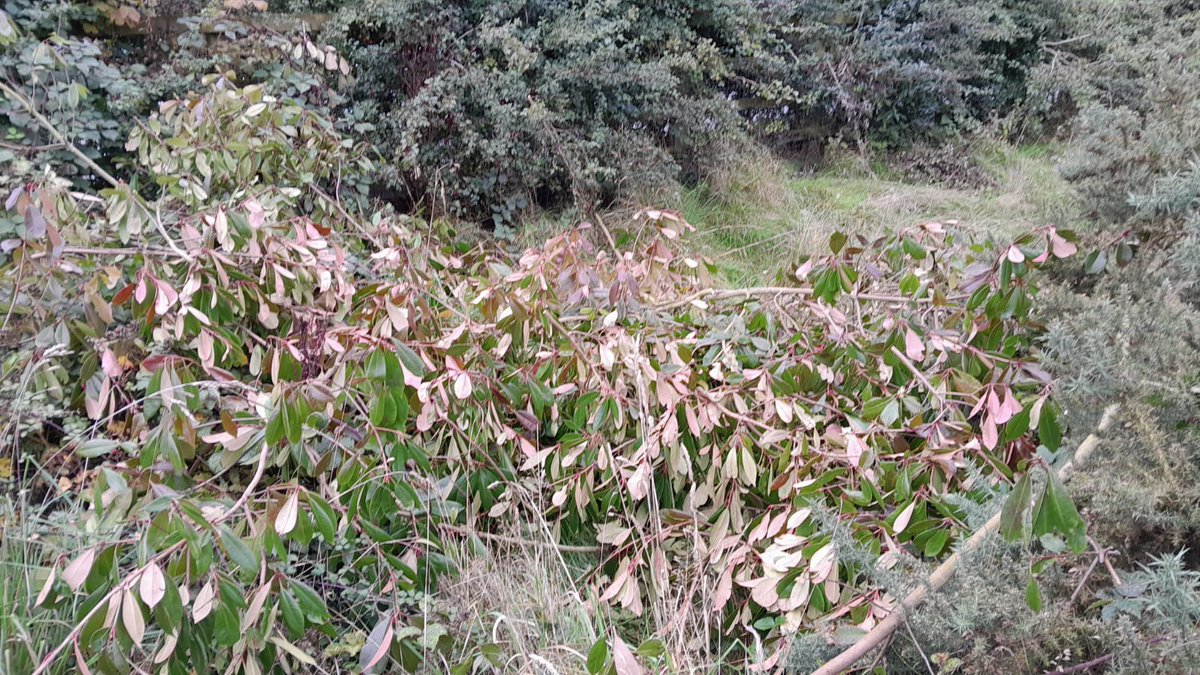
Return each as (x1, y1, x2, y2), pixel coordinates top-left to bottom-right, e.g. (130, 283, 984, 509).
(2, 80, 1082, 672)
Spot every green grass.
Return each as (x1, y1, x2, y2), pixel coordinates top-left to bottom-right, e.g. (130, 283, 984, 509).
(512, 140, 1078, 287)
(678, 141, 1079, 286)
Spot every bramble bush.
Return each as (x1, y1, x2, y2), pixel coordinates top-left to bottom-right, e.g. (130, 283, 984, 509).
(0, 70, 1092, 672)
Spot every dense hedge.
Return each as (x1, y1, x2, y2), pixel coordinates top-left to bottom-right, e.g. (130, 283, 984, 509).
(3, 0, 1073, 224)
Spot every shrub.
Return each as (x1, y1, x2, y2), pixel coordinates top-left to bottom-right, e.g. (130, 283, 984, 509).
(742, 0, 1069, 149)
(1033, 0, 1200, 227)
(317, 0, 759, 225)
(0, 1, 149, 185)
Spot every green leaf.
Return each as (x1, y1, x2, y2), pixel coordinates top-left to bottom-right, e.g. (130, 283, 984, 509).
(213, 604, 241, 646)
(1116, 242, 1134, 266)
(1038, 403, 1062, 452)
(365, 350, 388, 380)
(265, 404, 286, 446)
(880, 399, 900, 427)
(1032, 467, 1087, 554)
(1084, 249, 1107, 275)
(306, 493, 337, 542)
(586, 638, 609, 674)
(923, 529, 949, 557)
(395, 343, 426, 378)
(636, 638, 666, 659)
(290, 503, 314, 547)
(219, 528, 259, 572)
(1000, 473, 1033, 543)
(154, 579, 184, 635)
(280, 589, 305, 637)
(902, 237, 927, 259)
(391, 387, 410, 428)
(1025, 577, 1043, 612)
(289, 580, 328, 623)
(284, 397, 304, 444)
(369, 394, 393, 428)
(967, 285, 990, 311)
(829, 231, 847, 254)
(383, 351, 403, 387)
(77, 439, 120, 458)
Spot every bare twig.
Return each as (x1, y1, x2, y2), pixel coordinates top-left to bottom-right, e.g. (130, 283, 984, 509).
(903, 620, 936, 675)
(1070, 555, 1101, 604)
(890, 345, 943, 404)
(1047, 652, 1114, 674)
(216, 442, 272, 524)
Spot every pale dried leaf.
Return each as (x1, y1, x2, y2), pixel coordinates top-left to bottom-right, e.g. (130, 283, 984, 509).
(63, 548, 96, 591)
(139, 563, 167, 609)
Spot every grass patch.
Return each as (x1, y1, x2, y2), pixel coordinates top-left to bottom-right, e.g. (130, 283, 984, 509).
(677, 141, 1080, 285)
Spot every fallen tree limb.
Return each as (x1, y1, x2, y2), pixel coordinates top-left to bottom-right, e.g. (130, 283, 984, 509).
(811, 403, 1121, 675)
(653, 286, 963, 312)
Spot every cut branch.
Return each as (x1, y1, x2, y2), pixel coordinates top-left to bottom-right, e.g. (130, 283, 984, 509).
(654, 286, 961, 312)
(811, 404, 1121, 675)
